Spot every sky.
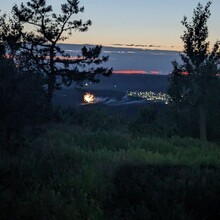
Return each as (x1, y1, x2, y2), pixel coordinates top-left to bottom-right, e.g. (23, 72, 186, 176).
(1, 0, 220, 51)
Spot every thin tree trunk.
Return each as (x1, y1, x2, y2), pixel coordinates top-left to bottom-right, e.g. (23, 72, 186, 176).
(199, 103, 207, 141)
(47, 74, 55, 102)
(47, 46, 56, 102)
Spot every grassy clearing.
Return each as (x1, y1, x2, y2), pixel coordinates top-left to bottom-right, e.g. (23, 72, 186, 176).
(39, 124, 220, 165)
(1, 124, 220, 219)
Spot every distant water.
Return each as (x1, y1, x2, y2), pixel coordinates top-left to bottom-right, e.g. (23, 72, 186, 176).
(59, 44, 181, 75)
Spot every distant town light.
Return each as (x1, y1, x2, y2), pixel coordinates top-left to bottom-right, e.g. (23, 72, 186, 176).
(128, 91, 170, 103)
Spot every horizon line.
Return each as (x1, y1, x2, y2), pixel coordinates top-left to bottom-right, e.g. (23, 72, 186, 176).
(58, 42, 182, 52)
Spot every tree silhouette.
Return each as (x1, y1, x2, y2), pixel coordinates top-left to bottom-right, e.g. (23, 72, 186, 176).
(5, 0, 112, 100)
(168, 1, 220, 141)
(0, 42, 50, 149)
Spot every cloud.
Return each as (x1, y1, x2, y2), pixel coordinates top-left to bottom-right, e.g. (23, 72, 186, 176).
(148, 45, 161, 48)
(112, 44, 124, 46)
(125, 44, 134, 47)
(112, 43, 162, 49)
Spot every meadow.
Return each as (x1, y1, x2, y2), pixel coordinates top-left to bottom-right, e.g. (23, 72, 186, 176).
(1, 108, 220, 220)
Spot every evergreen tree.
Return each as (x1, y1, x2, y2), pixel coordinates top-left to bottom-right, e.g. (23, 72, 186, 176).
(0, 43, 49, 149)
(2, 0, 112, 101)
(168, 1, 220, 141)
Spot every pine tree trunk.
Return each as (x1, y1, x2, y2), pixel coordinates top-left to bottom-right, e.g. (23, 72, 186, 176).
(47, 74, 55, 102)
(199, 104, 207, 141)
(47, 47, 56, 102)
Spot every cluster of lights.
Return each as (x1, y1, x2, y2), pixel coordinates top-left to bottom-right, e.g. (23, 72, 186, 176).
(127, 91, 170, 104)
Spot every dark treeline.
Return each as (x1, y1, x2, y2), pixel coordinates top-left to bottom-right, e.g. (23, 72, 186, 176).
(0, 1, 220, 219)
(168, 1, 220, 142)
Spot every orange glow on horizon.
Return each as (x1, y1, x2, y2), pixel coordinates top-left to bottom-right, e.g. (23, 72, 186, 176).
(113, 70, 147, 74)
(113, 70, 163, 75)
(150, 70, 159, 74)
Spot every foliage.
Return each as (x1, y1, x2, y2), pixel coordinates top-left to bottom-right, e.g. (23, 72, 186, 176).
(109, 163, 220, 220)
(0, 0, 112, 101)
(50, 105, 220, 143)
(0, 44, 50, 150)
(0, 123, 220, 219)
(168, 1, 220, 141)
(0, 12, 22, 55)
(52, 107, 128, 132)
(129, 105, 178, 138)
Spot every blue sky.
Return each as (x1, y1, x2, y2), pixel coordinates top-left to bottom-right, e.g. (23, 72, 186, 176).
(2, 0, 220, 50)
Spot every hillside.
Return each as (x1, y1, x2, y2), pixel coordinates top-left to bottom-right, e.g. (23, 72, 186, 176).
(82, 73, 169, 92)
(53, 74, 169, 107)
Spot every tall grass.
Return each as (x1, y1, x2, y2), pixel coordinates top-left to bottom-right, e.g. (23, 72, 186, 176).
(0, 121, 219, 219)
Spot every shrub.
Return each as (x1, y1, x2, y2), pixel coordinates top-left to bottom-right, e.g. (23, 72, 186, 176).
(107, 163, 220, 220)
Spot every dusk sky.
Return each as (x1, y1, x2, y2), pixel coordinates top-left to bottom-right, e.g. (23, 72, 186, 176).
(2, 0, 220, 51)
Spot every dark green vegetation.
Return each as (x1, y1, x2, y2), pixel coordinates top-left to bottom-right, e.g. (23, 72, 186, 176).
(0, 102, 220, 219)
(0, 1, 220, 219)
(168, 1, 220, 141)
(0, 44, 50, 151)
(0, 115, 220, 219)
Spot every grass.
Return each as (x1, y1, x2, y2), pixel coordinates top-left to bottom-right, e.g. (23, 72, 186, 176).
(37, 124, 220, 165)
(0, 123, 220, 219)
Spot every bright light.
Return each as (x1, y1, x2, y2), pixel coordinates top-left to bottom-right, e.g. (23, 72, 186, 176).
(84, 93, 95, 103)
(127, 90, 170, 103)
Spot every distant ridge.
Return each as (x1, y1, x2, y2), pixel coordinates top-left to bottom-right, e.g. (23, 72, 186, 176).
(82, 74, 169, 92)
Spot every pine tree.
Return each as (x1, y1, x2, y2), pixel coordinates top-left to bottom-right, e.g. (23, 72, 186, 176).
(2, 0, 112, 101)
(168, 1, 220, 141)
